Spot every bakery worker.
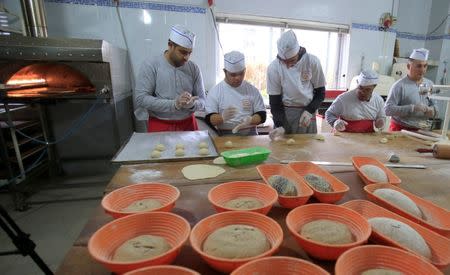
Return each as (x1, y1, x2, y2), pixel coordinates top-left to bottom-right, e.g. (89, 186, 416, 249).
(385, 48, 437, 131)
(325, 70, 386, 132)
(134, 25, 206, 132)
(267, 30, 326, 135)
(205, 51, 266, 136)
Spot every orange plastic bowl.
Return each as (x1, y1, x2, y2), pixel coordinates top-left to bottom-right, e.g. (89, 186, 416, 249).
(231, 256, 330, 275)
(288, 161, 349, 203)
(256, 164, 313, 208)
(364, 183, 450, 238)
(190, 211, 283, 273)
(352, 156, 401, 185)
(335, 245, 442, 275)
(208, 181, 278, 215)
(124, 265, 200, 275)
(88, 212, 190, 274)
(286, 204, 371, 260)
(102, 183, 180, 218)
(342, 200, 450, 269)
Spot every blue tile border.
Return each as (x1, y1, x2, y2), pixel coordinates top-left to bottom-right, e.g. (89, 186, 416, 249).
(44, 0, 207, 14)
(352, 23, 450, 41)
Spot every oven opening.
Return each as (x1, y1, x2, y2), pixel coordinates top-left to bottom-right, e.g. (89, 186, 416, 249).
(4, 63, 96, 97)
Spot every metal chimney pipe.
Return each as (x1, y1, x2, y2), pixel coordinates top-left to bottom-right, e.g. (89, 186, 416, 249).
(20, 0, 48, 37)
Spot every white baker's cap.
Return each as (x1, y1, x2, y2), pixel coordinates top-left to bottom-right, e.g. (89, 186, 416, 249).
(224, 51, 245, 73)
(277, 30, 300, 60)
(169, 25, 195, 49)
(357, 69, 379, 86)
(409, 48, 429, 61)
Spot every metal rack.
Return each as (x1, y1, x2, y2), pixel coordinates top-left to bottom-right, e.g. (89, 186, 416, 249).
(0, 103, 49, 188)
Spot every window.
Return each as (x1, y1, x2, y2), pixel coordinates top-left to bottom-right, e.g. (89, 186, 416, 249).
(216, 15, 349, 103)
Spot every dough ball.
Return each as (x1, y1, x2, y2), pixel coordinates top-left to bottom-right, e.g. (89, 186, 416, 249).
(213, 156, 226, 165)
(203, 224, 271, 259)
(314, 135, 325, 141)
(286, 138, 296, 145)
(300, 219, 354, 245)
(362, 269, 403, 275)
(223, 197, 264, 210)
(175, 144, 184, 150)
(113, 235, 171, 262)
(198, 142, 209, 149)
(379, 137, 388, 144)
(155, 144, 166, 151)
(360, 164, 389, 183)
(175, 148, 185, 157)
(150, 150, 161, 158)
(267, 175, 297, 196)
(199, 148, 209, 155)
(304, 173, 333, 192)
(368, 217, 431, 259)
(225, 141, 233, 148)
(122, 198, 162, 212)
(373, 188, 422, 218)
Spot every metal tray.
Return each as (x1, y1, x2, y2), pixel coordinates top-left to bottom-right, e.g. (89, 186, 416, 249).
(111, 130, 218, 164)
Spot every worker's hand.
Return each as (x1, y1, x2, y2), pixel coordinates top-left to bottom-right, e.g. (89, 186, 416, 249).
(333, 119, 348, 132)
(424, 106, 435, 118)
(413, 104, 428, 113)
(175, 91, 198, 110)
(374, 118, 385, 129)
(269, 127, 285, 141)
(232, 116, 253, 134)
(299, 110, 313, 127)
(221, 107, 238, 122)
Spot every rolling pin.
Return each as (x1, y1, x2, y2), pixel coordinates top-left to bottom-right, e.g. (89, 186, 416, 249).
(417, 143, 450, 159)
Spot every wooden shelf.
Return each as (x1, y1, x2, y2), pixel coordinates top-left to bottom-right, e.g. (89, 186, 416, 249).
(9, 144, 47, 162)
(6, 132, 44, 148)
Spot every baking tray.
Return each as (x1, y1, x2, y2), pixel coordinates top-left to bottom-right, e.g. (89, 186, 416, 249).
(111, 130, 219, 164)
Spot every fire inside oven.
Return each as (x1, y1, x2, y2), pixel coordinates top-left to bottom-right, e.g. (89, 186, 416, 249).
(4, 63, 95, 98)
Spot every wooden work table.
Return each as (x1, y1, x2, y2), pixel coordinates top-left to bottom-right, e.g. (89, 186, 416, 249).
(56, 133, 450, 275)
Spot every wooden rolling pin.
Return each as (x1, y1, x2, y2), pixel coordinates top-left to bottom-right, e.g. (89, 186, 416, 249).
(417, 143, 450, 159)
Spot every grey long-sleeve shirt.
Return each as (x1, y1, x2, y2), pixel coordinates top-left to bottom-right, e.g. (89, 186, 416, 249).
(134, 54, 206, 120)
(384, 76, 436, 129)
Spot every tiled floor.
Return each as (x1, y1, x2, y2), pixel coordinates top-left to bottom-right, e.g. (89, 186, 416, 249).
(0, 177, 108, 275)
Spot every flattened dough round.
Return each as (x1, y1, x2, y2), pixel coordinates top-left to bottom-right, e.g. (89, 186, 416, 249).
(300, 219, 354, 245)
(151, 150, 161, 158)
(203, 224, 270, 259)
(122, 198, 162, 212)
(113, 235, 171, 262)
(182, 164, 225, 180)
(362, 269, 403, 275)
(224, 197, 264, 210)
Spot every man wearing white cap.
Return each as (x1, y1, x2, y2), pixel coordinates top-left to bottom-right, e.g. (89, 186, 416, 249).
(205, 51, 266, 135)
(385, 48, 437, 131)
(267, 30, 326, 137)
(325, 70, 386, 132)
(134, 24, 206, 132)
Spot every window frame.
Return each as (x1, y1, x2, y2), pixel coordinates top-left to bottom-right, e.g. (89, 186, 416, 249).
(215, 13, 350, 89)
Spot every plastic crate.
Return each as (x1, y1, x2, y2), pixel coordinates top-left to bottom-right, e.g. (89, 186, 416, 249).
(221, 146, 271, 167)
